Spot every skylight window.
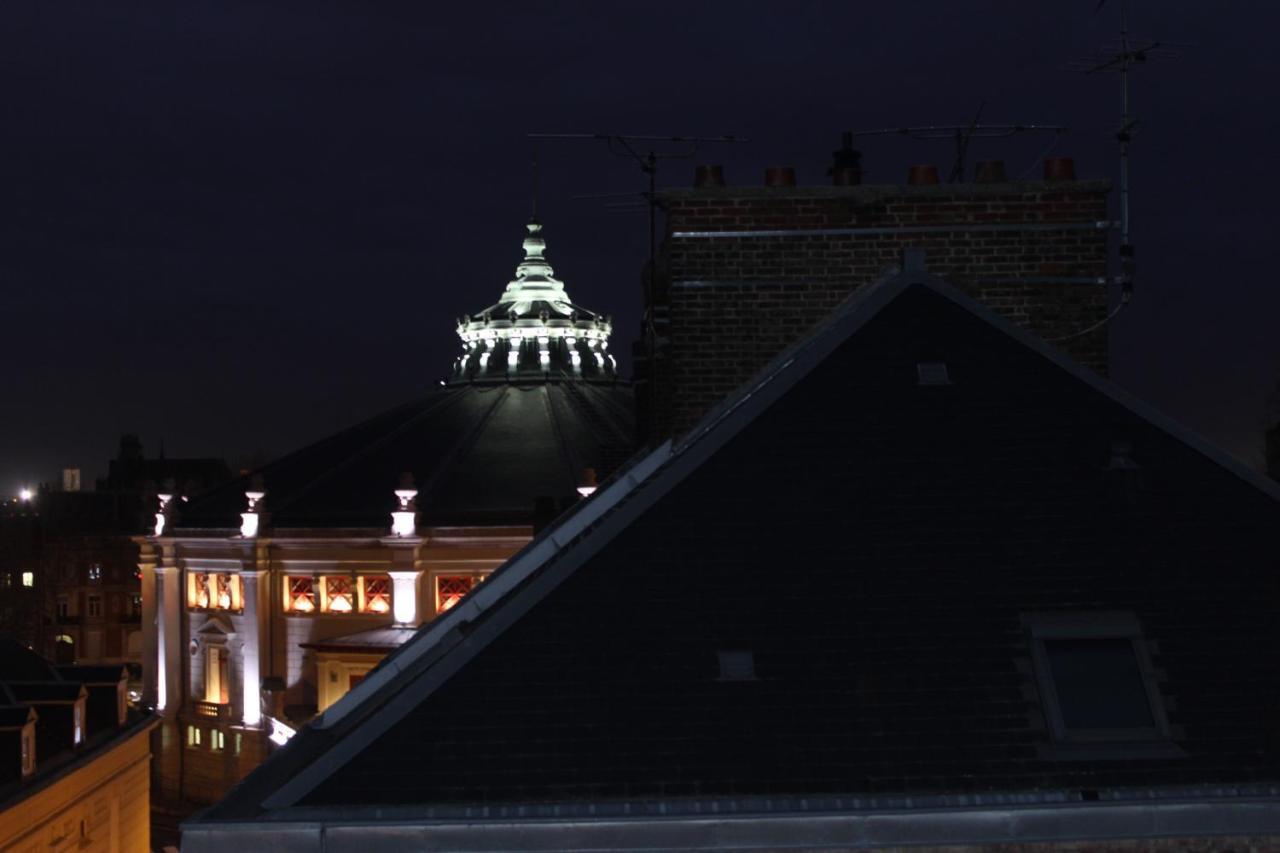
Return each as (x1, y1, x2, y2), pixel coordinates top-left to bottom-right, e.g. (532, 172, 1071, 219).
(1043, 638, 1154, 731)
(717, 650, 756, 681)
(1024, 612, 1179, 757)
(916, 362, 951, 386)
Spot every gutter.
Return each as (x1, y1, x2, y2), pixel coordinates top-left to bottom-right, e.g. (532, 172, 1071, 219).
(181, 792, 1280, 852)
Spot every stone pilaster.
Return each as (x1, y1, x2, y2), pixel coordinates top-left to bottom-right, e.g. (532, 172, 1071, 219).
(383, 535, 424, 627)
(157, 544, 182, 716)
(239, 560, 268, 728)
(136, 538, 160, 708)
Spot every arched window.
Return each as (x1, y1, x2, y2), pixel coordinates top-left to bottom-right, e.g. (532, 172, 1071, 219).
(55, 634, 76, 665)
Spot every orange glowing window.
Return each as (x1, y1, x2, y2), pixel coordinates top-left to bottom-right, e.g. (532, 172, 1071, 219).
(216, 574, 233, 610)
(323, 576, 354, 613)
(286, 576, 315, 613)
(189, 572, 210, 609)
(435, 576, 474, 614)
(359, 576, 391, 614)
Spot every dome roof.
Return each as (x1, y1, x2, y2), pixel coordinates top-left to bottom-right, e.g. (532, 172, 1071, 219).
(171, 214, 634, 534)
(173, 381, 634, 531)
(452, 218, 616, 382)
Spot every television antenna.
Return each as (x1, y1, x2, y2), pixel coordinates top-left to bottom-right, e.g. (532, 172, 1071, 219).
(850, 105, 1068, 183)
(1067, 0, 1186, 300)
(527, 133, 747, 339)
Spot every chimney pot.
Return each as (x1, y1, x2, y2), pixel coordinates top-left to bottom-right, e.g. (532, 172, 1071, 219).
(1044, 157, 1076, 182)
(764, 166, 796, 187)
(907, 164, 940, 186)
(973, 160, 1006, 183)
(831, 167, 862, 186)
(694, 164, 726, 188)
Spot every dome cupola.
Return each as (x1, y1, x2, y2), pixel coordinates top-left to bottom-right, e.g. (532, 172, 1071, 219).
(453, 218, 616, 382)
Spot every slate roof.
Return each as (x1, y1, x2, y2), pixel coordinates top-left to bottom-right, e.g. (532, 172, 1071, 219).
(0, 639, 57, 682)
(0, 642, 153, 796)
(299, 626, 417, 653)
(191, 270, 1280, 835)
(173, 378, 634, 531)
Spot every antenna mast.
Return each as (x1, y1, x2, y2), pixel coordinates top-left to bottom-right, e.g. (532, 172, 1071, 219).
(1070, 0, 1184, 300)
(527, 133, 746, 338)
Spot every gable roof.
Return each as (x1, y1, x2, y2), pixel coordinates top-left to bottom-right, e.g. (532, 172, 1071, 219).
(193, 266, 1280, 830)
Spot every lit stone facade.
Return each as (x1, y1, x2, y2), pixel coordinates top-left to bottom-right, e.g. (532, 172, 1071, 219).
(138, 217, 634, 805)
(137, 527, 527, 803)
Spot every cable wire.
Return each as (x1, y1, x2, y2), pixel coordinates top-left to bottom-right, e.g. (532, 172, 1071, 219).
(1044, 296, 1128, 342)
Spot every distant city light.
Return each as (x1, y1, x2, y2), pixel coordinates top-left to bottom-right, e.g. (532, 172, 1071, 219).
(18, 488, 32, 501)
(21, 572, 33, 588)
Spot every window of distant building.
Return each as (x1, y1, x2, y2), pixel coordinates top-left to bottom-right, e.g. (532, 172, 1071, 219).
(186, 725, 202, 748)
(87, 595, 101, 618)
(211, 729, 226, 752)
(1024, 612, 1181, 758)
(21, 725, 35, 776)
(87, 563, 101, 582)
(435, 573, 491, 614)
(187, 571, 242, 612)
(284, 576, 316, 613)
(21, 571, 33, 588)
(57, 595, 69, 620)
(358, 575, 391, 614)
(320, 576, 354, 613)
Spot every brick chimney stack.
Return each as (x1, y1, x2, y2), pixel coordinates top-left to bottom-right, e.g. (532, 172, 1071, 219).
(635, 160, 1112, 442)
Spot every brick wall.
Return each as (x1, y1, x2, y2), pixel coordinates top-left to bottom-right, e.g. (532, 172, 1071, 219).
(639, 180, 1112, 441)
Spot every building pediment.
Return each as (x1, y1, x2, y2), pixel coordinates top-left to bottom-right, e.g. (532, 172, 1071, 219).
(195, 615, 236, 640)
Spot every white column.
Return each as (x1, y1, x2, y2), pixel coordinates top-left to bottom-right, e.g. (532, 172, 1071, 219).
(383, 530, 423, 627)
(157, 558, 182, 716)
(137, 540, 160, 708)
(388, 571, 423, 626)
(240, 569, 266, 727)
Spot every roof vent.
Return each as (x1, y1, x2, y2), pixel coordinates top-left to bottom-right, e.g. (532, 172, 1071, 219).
(717, 650, 756, 681)
(917, 362, 951, 386)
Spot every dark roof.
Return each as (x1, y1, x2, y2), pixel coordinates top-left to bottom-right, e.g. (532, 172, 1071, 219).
(174, 378, 634, 531)
(0, 639, 57, 682)
(53, 665, 128, 685)
(0, 706, 34, 729)
(299, 625, 417, 653)
(196, 272, 1280, 824)
(2, 682, 83, 703)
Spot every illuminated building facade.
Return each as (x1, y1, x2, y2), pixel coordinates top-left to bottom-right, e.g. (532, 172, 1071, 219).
(138, 217, 634, 804)
(0, 639, 157, 852)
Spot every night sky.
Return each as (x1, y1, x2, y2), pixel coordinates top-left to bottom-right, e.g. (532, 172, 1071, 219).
(3, 1, 1278, 494)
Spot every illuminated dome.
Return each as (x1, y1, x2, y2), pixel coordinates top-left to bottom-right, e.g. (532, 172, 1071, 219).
(453, 218, 616, 381)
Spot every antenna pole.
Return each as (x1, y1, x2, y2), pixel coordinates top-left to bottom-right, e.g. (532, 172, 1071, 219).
(1117, 0, 1135, 299)
(647, 151, 657, 337)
